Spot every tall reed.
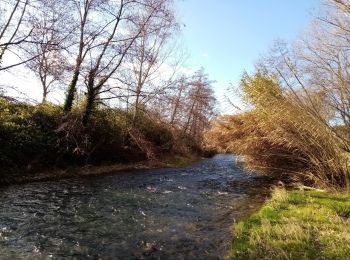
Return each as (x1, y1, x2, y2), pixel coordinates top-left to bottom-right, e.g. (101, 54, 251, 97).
(206, 73, 350, 189)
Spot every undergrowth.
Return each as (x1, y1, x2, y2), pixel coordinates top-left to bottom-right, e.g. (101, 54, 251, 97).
(0, 98, 203, 182)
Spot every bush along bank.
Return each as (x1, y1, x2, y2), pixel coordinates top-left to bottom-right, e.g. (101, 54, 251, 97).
(230, 187, 350, 259)
(0, 98, 207, 185)
(205, 73, 350, 190)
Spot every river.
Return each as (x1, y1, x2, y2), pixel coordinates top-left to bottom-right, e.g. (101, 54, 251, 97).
(0, 154, 272, 259)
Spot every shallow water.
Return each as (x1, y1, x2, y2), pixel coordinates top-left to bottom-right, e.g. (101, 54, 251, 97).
(0, 154, 272, 259)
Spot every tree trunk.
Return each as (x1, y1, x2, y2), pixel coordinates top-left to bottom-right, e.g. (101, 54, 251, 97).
(170, 78, 184, 124)
(41, 89, 47, 104)
(82, 69, 97, 125)
(64, 71, 79, 112)
(132, 87, 141, 124)
(82, 90, 95, 125)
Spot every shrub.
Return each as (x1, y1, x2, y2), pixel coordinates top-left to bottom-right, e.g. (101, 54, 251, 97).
(0, 99, 60, 169)
(206, 73, 350, 189)
(0, 98, 189, 175)
(133, 112, 174, 152)
(0, 93, 207, 183)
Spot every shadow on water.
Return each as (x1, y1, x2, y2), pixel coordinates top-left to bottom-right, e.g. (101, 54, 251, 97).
(0, 154, 273, 259)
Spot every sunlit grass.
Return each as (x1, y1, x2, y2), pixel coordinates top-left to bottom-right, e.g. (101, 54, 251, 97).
(230, 187, 350, 259)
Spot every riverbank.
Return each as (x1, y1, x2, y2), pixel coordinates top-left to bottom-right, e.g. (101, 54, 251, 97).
(0, 98, 211, 186)
(0, 154, 202, 186)
(230, 187, 350, 259)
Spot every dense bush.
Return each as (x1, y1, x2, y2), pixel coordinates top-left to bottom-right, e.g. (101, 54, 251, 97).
(206, 73, 350, 189)
(132, 111, 174, 152)
(0, 100, 61, 169)
(0, 98, 198, 176)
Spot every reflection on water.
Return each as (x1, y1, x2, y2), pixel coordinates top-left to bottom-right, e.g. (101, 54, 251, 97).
(0, 154, 272, 259)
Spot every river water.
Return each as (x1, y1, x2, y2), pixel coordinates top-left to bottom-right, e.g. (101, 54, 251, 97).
(0, 154, 272, 259)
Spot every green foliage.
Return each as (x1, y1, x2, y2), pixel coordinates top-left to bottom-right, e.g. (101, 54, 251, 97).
(0, 98, 199, 179)
(0, 100, 61, 168)
(230, 188, 350, 259)
(83, 108, 126, 162)
(132, 111, 174, 152)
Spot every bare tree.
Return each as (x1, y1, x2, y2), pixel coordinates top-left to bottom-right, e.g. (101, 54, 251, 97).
(183, 69, 216, 140)
(118, 4, 178, 123)
(0, 0, 32, 70)
(0, 0, 55, 71)
(22, 0, 72, 103)
(169, 76, 186, 125)
(80, 0, 176, 124)
(255, 0, 350, 151)
(63, 0, 101, 112)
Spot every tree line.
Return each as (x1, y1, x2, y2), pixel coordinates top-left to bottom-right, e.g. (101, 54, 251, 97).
(0, 0, 216, 128)
(0, 0, 216, 177)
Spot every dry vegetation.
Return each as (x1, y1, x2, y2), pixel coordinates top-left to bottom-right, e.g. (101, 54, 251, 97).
(206, 0, 350, 190)
(205, 73, 350, 189)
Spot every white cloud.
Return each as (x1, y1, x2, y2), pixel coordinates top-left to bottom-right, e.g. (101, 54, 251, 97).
(201, 53, 209, 58)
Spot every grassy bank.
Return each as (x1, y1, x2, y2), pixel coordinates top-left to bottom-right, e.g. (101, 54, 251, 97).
(230, 188, 350, 259)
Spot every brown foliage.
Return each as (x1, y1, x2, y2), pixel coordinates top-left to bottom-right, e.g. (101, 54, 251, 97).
(206, 73, 350, 189)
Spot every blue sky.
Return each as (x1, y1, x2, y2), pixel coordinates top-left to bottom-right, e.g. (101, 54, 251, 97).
(3, 0, 318, 107)
(176, 0, 318, 111)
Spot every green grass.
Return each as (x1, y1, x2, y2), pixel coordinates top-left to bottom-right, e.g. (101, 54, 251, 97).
(230, 188, 350, 260)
